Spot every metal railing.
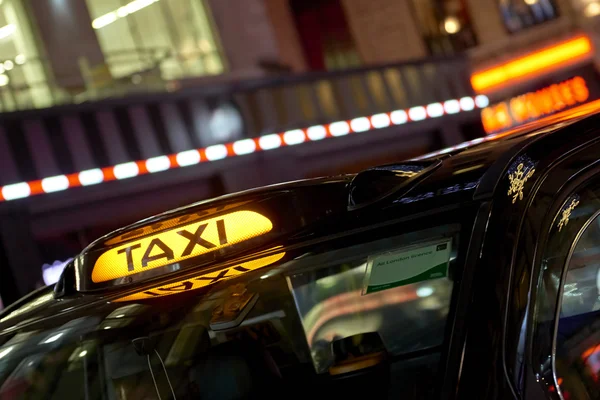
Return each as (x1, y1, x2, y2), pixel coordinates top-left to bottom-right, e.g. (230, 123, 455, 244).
(222, 55, 473, 137)
(0, 54, 474, 186)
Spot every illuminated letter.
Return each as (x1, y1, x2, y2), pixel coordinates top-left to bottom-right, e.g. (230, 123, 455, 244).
(216, 219, 228, 245)
(549, 84, 566, 111)
(524, 93, 540, 119)
(481, 107, 497, 133)
(141, 238, 174, 268)
(559, 81, 575, 106)
(571, 77, 589, 103)
(534, 89, 553, 115)
(177, 223, 216, 256)
(495, 103, 513, 130)
(510, 97, 528, 122)
(117, 244, 142, 272)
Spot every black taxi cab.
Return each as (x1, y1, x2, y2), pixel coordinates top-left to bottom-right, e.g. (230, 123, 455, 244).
(1, 107, 600, 400)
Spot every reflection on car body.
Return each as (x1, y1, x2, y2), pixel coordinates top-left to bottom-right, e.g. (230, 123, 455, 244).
(1, 109, 600, 399)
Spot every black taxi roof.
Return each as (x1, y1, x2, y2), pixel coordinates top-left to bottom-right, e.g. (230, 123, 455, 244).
(1, 107, 599, 329)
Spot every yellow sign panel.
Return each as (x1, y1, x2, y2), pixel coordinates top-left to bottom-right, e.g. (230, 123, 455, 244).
(92, 210, 273, 283)
(115, 252, 285, 302)
(104, 202, 250, 246)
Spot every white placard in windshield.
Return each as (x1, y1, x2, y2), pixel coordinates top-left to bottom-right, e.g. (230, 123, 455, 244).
(363, 239, 452, 294)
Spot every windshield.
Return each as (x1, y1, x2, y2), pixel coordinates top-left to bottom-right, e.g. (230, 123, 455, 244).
(0, 210, 473, 400)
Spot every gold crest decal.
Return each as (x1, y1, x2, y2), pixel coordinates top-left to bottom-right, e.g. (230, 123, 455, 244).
(558, 197, 580, 232)
(508, 163, 535, 203)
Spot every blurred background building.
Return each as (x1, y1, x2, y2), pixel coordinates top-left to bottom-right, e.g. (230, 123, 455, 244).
(0, 0, 599, 307)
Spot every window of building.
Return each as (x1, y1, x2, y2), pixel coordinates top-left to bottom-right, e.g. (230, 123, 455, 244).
(290, 0, 361, 71)
(498, 0, 560, 34)
(409, 0, 477, 56)
(85, 0, 224, 81)
(0, 1, 53, 111)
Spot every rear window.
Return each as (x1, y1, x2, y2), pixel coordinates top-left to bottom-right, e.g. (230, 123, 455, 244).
(0, 211, 473, 399)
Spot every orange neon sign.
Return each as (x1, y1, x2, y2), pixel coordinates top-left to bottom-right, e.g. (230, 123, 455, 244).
(471, 36, 592, 93)
(481, 76, 590, 134)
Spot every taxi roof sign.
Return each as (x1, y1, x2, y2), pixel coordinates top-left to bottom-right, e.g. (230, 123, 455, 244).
(69, 178, 351, 294)
(91, 210, 272, 283)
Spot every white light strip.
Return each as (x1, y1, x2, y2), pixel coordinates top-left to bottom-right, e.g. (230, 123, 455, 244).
(475, 95, 490, 108)
(283, 129, 305, 145)
(205, 144, 227, 161)
(41, 175, 69, 193)
(92, 0, 159, 29)
(79, 168, 104, 186)
(443, 100, 461, 114)
(0, 96, 485, 202)
(329, 121, 350, 137)
(460, 97, 475, 111)
(145, 155, 170, 173)
(258, 134, 282, 150)
(113, 162, 139, 180)
(370, 113, 391, 128)
(390, 110, 408, 125)
(232, 139, 256, 155)
(176, 150, 200, 166)
(350, 117, 370, 132)
(426, 103, 444, 118)
(306, 125, 327, 140)
(408, 106, 427, 121)
(2, 182, 30, 200)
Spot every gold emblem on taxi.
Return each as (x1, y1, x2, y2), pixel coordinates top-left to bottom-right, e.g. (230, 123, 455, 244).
(558, 197, 579, 232)
(92, 210, 273, 283)
(507, 163, 535, 204)
(115, 252, 285, 302)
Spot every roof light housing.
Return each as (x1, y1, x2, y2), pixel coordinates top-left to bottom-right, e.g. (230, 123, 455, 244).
(63, 178, 350, 294)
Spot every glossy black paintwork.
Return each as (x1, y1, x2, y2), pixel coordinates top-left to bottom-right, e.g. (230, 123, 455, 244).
(457, 114, 600, 400)
(1, 109, 600, 399)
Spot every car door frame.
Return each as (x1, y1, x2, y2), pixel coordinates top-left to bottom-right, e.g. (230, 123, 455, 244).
(507, 139, 600, 399)
(454, 114, 600, 400)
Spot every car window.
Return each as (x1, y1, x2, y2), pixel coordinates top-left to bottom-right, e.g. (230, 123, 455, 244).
(556, 212, 600, 400)
(0, 210, 474, 399)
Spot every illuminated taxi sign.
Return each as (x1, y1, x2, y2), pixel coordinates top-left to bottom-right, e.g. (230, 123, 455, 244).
(115, 252, 285, 302)
(481, 76, 590, 134)
(103, 201, 249, 246)
(92, 210, 273, 283)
